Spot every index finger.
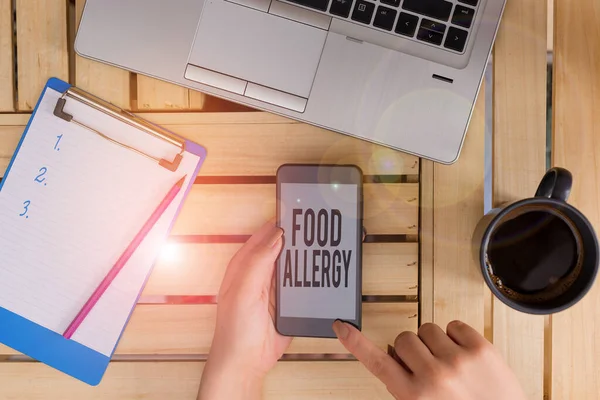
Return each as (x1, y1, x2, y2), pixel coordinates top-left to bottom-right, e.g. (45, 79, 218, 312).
(333, 321, 411, 390)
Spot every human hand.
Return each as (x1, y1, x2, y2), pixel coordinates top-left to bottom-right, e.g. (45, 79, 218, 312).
(198, 221, 291, 400)
(332, 320, 526, 400)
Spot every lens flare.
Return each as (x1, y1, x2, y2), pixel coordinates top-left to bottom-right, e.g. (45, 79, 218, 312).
(159, 242, 181, 264)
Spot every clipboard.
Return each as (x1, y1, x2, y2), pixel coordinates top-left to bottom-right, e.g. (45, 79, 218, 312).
(0, 78, 207, 385)
(53, 85, 186, 172)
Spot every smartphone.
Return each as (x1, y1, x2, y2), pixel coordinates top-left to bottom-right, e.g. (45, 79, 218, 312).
(276, 164, 363, 338)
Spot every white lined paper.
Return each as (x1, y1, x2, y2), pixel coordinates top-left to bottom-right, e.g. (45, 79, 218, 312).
(0, 88, 200, 357)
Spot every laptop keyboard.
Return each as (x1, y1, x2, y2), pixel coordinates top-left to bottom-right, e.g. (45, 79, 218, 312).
(285, 0, 479, 54)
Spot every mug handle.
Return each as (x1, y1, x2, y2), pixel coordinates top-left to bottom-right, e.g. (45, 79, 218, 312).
(535, 167, 573, 202)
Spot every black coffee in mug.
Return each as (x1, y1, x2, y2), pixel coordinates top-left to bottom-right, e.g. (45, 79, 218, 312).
(486, 207, 583, 302)
(474, 168, 599, 314)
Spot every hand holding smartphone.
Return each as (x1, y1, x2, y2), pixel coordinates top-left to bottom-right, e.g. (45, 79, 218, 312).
(276, 164, 363, 338)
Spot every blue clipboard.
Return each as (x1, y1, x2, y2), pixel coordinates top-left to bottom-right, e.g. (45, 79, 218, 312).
(0, 78, 207, 385)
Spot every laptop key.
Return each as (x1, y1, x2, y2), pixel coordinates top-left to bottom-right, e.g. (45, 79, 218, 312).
(402, 0, 453, 21)
(330, 0, 353, 18)
(351, 0, 375, 24)
(420, 18, 446, 34)
(444, 26, 468, 52)
(459, 0, 478, 5)
(373, 6, 397, 31)
(417, 26, 444, 45)
(395, 12, 419, 37)
(452, 5, 475, 28)
(380, 0, 400, 7)
(286, 0, 330, 12)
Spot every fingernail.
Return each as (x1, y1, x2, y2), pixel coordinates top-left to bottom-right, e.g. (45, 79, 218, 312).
(269, 228, 284, 248)
(332, 320, 349, 340)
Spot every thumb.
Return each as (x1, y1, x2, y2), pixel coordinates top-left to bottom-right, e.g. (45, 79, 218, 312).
(332, 320, 410, 389)
(220, 222, 283, 295)
(242, 225, 284, 287)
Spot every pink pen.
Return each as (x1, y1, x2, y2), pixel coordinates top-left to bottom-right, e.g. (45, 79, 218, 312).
(63, 176, 186, 339)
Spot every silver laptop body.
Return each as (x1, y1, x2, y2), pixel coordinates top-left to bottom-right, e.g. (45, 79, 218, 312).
(76, 0, 506, 164)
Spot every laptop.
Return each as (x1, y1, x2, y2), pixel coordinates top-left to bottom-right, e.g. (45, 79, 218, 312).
(75, 0, 506, 164)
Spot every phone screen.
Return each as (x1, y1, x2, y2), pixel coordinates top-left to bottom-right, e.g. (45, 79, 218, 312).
(279, 183, 359, 320)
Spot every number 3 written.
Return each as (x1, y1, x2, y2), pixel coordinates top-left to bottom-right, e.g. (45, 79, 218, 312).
(20, 200, 31, 218)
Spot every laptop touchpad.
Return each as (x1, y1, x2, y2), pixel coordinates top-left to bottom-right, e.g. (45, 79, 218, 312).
(188, 0, 327, 98)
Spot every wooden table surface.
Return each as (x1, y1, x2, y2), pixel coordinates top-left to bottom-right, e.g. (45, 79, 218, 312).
(0, 0, 598, 399)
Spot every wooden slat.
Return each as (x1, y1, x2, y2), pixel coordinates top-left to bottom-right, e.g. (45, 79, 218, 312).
(144, 111, 292, 125)
(137, 77, 252, 112)
(493, 0, 548, 195)
(198, 94, 258, 112)
(0, 361, 392, 399)
(551, 0, 600, 398)
(188, 89, 206, 110)
(0, 110, 269, 126)
(118, 303, 417, 355)
(492, 1, 548, 398)
(419, 159, 434, 324)
(136, 75, 195, 110)
(0, 303, 417, 356)
(176, 124, 419, 177)
(265, 361, 391, 399)
(74, 0, 130, 109)
(432, 84, 485, 331)
(0, 114, 28, 125)
(0, 112, 290, 126)
(547, 0, 553, 52)
(173, 184, 418, 235)
(15, 0, 68, 111)
(0, 117, 420, 176)
(146, 243, 418, 296)
(129, 66, 255, 112)
(146, 113, 419, 175)
(0, 0, 13, 111)
(0, 126, 20, 175)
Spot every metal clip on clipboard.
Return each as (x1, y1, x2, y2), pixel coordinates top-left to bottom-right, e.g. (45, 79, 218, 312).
(53, 87, 185, 172)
